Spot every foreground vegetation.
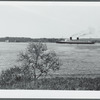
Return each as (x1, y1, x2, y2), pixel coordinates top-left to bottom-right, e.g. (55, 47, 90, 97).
(0, 42, 100, 90)
(0, 66, 100, 90)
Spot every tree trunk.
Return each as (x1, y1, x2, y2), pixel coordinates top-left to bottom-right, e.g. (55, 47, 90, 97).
(33, 66, 38, 89)
(33, 78, 38, 89)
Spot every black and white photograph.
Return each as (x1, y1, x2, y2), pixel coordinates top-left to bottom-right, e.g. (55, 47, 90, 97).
(0, 1, 100, 93)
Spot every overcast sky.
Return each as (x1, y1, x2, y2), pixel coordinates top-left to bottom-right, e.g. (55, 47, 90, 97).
(0, 2, 100, 38)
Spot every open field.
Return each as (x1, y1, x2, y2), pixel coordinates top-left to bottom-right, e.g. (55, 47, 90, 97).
(47, 43, 100, 78)
(0, 42, 100, 78)
(0, 42, 100, 90)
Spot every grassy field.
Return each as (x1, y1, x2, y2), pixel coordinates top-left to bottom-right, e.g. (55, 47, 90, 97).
(1, 42, 100, 76)
(49, 43, 100, 77)
(0, 43, 100, 90)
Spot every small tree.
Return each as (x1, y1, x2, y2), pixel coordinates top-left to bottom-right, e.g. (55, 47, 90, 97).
(18, 42, 61, 87)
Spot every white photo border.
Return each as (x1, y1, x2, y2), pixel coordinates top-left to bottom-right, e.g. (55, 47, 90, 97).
(0, 1, 100, 99)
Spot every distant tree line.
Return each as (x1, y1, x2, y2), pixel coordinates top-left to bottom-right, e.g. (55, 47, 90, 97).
(0, 37, 64, 43)
(0, 37, 100, 43)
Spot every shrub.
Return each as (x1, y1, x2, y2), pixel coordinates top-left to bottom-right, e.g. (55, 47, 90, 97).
(0, 66, 22, 86)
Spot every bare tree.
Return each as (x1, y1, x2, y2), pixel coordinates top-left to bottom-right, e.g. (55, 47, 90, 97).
(18, 42, 61, 87)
